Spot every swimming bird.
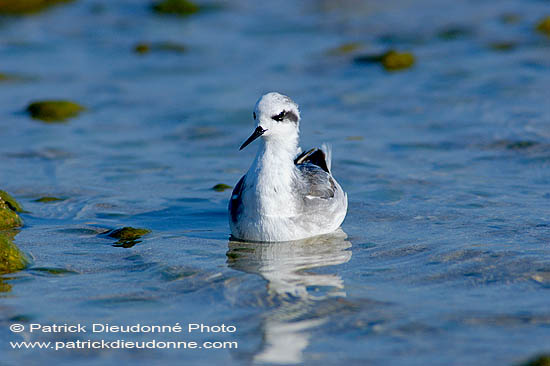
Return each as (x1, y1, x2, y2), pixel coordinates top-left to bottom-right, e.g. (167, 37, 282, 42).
(229, 92, 347, 242)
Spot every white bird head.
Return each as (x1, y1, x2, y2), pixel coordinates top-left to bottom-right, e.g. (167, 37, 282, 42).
(240, 92, 301, 150)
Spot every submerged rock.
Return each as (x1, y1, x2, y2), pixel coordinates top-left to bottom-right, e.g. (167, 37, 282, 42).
(108, 227, 151, 241)
(134, 43, 151, 54)
(380, 51, 415, 71)
(30, 267, 77, 275)
(151, 0, 199, 16)
(27, 100, 84, 122)
(500, 13, 521, 24)
(0, 73, 15, 81)
(133, 41, 186, 55)
(489, 41, 517, 51)
(520, 354, 550, 366)
(35, 196, 65, 203)
(0, 232, 29, 274)
(0, 190, 24, 213)
(0, 0, 74, 15)
(491, 140, 539, 150)
(355, 50, 415, 71)
(437, 26, 473, 40)
(327, 42, 363, 56)
(0, 198, 23, 230)
(212, 184, 232, 192)
(155, 41, 187, 53)
(536, 16, 550, 36)
(106, 227, 151, 248)
(0, 278, 11, 292)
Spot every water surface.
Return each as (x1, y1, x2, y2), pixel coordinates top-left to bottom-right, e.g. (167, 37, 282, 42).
(1, 0, 549, 365)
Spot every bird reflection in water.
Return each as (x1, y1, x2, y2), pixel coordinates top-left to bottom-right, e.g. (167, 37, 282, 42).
(226, 229, 352, 364)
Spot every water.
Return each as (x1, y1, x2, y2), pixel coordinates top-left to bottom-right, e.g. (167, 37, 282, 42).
(1, 0, 549, 364)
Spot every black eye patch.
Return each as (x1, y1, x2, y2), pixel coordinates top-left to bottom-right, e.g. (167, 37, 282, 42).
(253, 112, 256, 120)
(271, 110, 298, 123)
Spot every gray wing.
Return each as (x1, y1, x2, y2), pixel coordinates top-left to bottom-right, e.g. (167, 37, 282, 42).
(295, 163, 335, 199)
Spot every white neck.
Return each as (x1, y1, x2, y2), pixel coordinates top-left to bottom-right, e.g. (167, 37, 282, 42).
(245, 133, 299, 216)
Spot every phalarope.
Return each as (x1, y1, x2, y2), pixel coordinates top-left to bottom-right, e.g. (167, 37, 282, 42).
(229, 92, 347, 242)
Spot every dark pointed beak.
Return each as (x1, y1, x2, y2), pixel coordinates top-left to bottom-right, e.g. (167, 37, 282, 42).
(239, 126, 267, 150)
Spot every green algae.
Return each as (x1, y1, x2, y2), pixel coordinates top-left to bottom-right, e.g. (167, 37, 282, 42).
(0, 232, 29, 274)
(0, 279, 12, 292)
(491, 140, 539, 150)
(381, 51, 415, 71)
(520, 355, 550, 366)
(536, 16, 550, 36)
(0, 73, 14, 81)
(155, 41, 186, 53)
(327, 42, 362, 56)
(0, 199, 23, 230)
(500, 13, 521, 24)
(35, 196, 65, 203)
(27, 100, 85, 122)
(107, 227, 151, 248)
(108, 227, 151, 241)
(134, 43, 150, 54)
(212, 184, 232, 192)
(355, 50, 415, 71)
(31, 267, 77, 275)
(0, 190, 24, 213)
(0, 0, 74, 15)
(489, 41, 517, 52)
(134, 41, 186, 55)
(152, 0, 199, 16)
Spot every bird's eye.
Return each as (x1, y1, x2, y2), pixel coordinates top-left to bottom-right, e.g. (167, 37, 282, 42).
(253, 112, 256, 120)
(272, 111, 286, 122)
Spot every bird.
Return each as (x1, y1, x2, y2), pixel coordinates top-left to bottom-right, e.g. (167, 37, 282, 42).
(228, 92, 347, 242)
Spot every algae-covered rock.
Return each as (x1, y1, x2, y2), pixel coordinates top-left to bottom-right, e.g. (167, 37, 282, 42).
(0, 199, 23, 230)
(106, 227, 151, 248)
(0, 232, 28, 274)
(35, 196, 64, 203)
(520, 355, 550, 366)
(536, 16, 550, 36)
(0, 190, 24, 213)
(27, 100, 84, 122)
(152, 0, 199, 16)
(108, 227, 151, 240)
(0, 0, 74, 15)
(380, 51, 415, 71)
(212, 184, 232, 192)
(355, 50, 415, 71)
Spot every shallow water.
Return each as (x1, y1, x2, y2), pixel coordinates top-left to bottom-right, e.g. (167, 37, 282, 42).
(1, 0, 549, 365)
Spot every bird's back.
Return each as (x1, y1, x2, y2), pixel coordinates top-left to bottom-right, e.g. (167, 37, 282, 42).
(292, 147, 347, 233)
